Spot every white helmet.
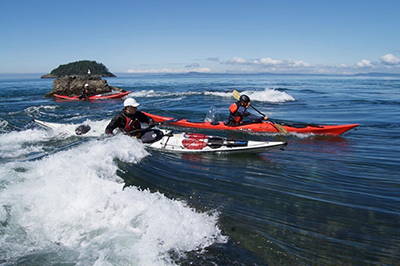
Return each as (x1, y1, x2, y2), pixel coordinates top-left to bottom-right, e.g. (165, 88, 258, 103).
(123, 98, 140, 107)
(84, 83, 89, 87)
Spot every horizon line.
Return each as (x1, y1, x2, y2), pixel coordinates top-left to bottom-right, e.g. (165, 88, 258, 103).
(1, 71, 400, 77)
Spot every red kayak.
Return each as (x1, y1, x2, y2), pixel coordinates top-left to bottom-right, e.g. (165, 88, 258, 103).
(53, 91, 131, 101)
(143, 112, 359, 136)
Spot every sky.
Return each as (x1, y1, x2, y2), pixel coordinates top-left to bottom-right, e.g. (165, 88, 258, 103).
(1, 0, 400, 74)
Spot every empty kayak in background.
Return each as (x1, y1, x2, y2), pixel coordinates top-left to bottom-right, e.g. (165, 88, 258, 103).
(53, 91, 131, 101)
(33, 119, 287, 154)
(143, 112, 359, 136)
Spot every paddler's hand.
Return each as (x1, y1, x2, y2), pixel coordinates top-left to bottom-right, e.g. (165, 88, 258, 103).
(263, 116, 269, 120)
(148, 119, 156, 126)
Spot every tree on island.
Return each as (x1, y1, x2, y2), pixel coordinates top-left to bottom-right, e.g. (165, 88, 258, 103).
(41, 60, 116, 78)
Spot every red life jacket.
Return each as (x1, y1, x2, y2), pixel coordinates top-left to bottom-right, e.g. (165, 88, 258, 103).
(229, 103, 242, 123)
(122, 114, 141, 134)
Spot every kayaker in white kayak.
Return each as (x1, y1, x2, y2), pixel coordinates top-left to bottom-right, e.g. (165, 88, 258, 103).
(105, 98, 157, 141)
(226, 94, 268, 126)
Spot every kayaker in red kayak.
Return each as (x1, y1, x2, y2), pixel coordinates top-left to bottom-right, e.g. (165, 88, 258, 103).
(78, 84, 92, 100)
(226, 94, 268, 126)
(105, 98, 154, 137)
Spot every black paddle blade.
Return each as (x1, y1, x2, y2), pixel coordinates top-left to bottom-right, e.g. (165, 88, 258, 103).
(75, 124, 91, 135)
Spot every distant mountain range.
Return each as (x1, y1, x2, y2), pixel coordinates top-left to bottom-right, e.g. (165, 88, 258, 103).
(351, 72, 400, 77)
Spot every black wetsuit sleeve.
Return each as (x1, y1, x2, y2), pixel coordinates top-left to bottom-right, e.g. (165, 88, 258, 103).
(136, 111, 153, 124)
(105, 114, 124, 135)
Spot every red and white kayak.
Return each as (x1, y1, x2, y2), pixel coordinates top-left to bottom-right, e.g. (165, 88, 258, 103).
(53, 91, 131, 101)
(143, 112, 359, 136)
(33, 119, 286, 154)
(147, 131, 286, 153)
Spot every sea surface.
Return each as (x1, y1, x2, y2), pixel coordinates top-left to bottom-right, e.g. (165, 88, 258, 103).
(0, 73, 399, 265)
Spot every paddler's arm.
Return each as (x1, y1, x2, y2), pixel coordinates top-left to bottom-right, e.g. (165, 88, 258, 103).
(250, 114, 269, 123)
(137, 111, 155, 126)
(105, 115, 123, 135)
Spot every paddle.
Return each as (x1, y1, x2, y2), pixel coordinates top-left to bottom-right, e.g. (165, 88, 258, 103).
(125, 117, 181, 135)
(232, 90, 288, 134)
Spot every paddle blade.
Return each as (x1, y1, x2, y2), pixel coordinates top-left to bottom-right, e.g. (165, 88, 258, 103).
(272, 123, 288, 134)
(232, 90, 241, 100)
(75, 124, 91, 135)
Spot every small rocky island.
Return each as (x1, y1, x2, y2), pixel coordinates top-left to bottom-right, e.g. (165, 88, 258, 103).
(43, 60, 123, 97)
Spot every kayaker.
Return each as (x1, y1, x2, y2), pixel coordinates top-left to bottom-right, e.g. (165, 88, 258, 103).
(226, 94, 268, 125)
(78, 84, 91, 100)
(105, 98, 156, 139)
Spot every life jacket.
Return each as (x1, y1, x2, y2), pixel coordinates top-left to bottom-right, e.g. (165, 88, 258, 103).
(122, 114, 141, 135)
(229, 102, 245, 123)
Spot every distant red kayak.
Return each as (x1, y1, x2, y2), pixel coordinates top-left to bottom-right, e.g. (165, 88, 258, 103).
(53, 91, 131, 100)
(143, 112, 359, 136)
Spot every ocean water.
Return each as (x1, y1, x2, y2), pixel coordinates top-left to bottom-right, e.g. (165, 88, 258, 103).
(0, 73, 399, 265)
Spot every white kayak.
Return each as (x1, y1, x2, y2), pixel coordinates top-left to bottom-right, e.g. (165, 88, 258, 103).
(34, 119, 287, 154)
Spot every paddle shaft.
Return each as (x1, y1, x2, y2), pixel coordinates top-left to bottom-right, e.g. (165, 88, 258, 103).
(249, 104, 266, 117)
(249, 105, 278, 124)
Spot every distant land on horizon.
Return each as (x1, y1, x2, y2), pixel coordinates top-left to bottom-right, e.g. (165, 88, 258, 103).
(118, 72, 400, 77)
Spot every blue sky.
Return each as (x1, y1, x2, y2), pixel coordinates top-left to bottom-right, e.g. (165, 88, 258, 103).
(1, 0, 399, 74)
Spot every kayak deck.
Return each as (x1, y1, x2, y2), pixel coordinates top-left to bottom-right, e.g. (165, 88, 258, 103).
(143, 112, 359, 136)
(147, 130, 286, 153)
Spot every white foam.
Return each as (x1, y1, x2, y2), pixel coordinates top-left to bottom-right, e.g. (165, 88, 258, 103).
(0, 120, 9, 132)
(129, 89, 158, 97)
(24, 105, 58, 117)
(0, 135, 226, 265)
(205, 88, 295, 103)
(129, 90, 201, 98)
(241, 88, 295, 103)
(0, 129, 48, 159)
(128, 88, 294, 103)
(204, 91, 233, 98)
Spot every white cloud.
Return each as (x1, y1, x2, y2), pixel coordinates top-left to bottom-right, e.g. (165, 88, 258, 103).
(290, 60, 310, 67)
(125, 53, 400, 75)
(224, 56, 311, 69)
(227, 57, 248, 64)
(356, 59, 373, 67)
(253, 57, 282, 65)
(380, 54, 400, 65)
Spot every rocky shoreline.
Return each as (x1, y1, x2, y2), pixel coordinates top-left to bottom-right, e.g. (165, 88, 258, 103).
(46, 75, 123, 97)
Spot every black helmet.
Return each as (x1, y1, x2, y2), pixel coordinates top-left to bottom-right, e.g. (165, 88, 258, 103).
(239, 94, 250, 103)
